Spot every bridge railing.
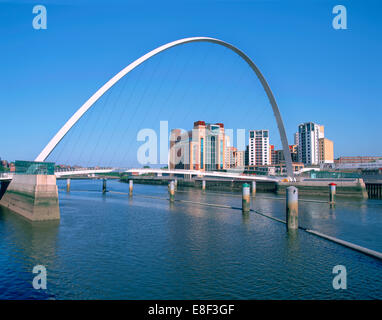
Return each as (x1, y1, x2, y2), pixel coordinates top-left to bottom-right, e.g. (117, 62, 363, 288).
(54, 167, 114, 173)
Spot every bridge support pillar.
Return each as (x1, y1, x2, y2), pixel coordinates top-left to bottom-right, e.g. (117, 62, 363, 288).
(0, 174, 60, 221)
(169, 181, 175, 202)
(102, 179, 107, 194)
(66, 178, 71, 192)
(286, 186, 298, 230)
(242, 183, 250, 213)
(252, 181, 256, 197)
(129, 180, 133, 196)
(329, 183, 336, 204)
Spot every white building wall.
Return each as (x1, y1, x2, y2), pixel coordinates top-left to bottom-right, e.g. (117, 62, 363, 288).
(298, 122, 320, 165)
(248, 130, 270, 166)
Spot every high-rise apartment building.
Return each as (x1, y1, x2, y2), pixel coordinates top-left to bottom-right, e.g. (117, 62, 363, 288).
(294, 132, 299, 146)
(169, 121, 226, 171)
(236, 150, 245, 168)
(297, 122, 321, 165)
(274, 145, 298, 164)
(225, 146, 235, 168)
(245, 145, 249, 166)
(223, 133, 245, 169)
(270, 144, 276, 164)
(248, 130, 270, 166)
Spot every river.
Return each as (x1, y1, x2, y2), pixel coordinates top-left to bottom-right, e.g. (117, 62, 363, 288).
(0, 179, 381, 299)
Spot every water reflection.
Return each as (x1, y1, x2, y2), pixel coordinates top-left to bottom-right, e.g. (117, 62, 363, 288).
(241, 212, 250, 225)
(0, 206, 59, 299)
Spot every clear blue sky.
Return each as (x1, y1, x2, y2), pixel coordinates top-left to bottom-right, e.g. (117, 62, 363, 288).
(0, 0, 381, 166)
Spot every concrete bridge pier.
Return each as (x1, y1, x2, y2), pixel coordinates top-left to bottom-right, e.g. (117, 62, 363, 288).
(329, 183, 336, 204)
(252, 181, 256, 197)
(286, 186, 298, 230)
(66, 178, 71, 192)
(129, 180, 133, 196)
(169, 181, 175, 202)
(0, 174, 60, 221)
(102, 179, 107, 194)
(242, 183, 250, 213)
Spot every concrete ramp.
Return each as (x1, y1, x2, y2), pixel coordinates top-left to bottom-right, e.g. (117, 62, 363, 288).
(0, 174, 60, 221)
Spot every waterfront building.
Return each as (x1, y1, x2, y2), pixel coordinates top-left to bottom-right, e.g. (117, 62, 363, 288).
(294, 132, 299, 146)
(294, 132, 300, 161)
(274, 149, 283, 164)
(297, 122, 322, 165)
(270, 144, 276, 164)
(319, 138, 334, 164)
(224, 136, 231, 168)
(236, 150, 245, 168)
(244, 145, 249, 166)
(290, 144, 298, 162)
(248, 129, 270, 166)
(274, 145, 298, 164)
(223, 144, 244, 169)
(169, 121, 226, 171)
(225, 146, 236, 168)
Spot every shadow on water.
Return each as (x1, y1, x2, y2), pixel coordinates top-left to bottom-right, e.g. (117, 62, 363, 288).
(0, 206, 59, 299)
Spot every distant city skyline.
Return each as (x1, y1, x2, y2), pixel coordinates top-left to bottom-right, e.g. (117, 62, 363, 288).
(1, 0, 382, 164)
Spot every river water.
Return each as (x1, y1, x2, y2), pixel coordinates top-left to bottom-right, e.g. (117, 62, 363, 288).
(0, 179, 381, 299)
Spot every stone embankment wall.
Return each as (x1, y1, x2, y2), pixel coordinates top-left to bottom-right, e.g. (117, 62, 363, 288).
(0, 174, 60, 221)
(277, 178, 368, 199)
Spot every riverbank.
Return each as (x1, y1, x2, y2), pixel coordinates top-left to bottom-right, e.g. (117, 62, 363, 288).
(277, 178, 368, 199)
(120, 175, 369, 199)
(120, 175, 276, 192)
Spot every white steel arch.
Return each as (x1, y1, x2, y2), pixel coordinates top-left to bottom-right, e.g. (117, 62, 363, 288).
(35, 37, 294, 178)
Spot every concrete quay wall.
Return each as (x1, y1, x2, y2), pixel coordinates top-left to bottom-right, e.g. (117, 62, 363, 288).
(0, 174, 60, 221)
(277, 178, 368, 199)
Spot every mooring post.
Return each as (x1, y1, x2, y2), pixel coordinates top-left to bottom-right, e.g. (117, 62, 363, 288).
(329, 183, 336, 204)
(129, 179, 133, 196)
(242, 183, 250, 213)
(252, 180, 256, 197)
(66, 178, 71, 192)
(102, 179, 107, 194)
(202, 179, 206, 191)
(169, 180, 175, 202)
(286, 186, 298, 230)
